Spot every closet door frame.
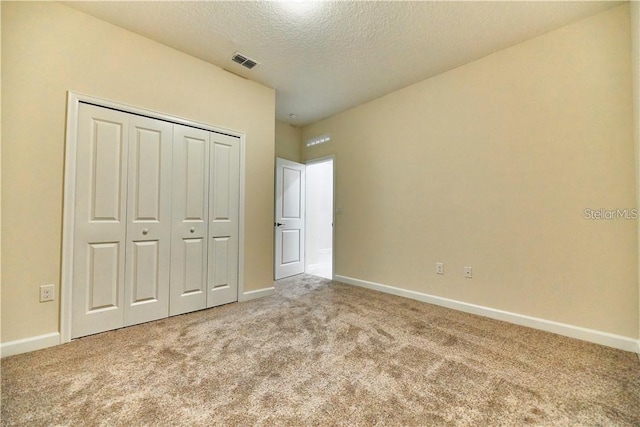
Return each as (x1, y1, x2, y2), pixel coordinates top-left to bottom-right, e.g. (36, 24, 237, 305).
(61, 91, 246, 344)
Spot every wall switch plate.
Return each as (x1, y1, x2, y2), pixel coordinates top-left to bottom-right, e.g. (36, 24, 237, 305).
(436, 262, 444, 275)
(40, 284, 55, 302)
(464, 266, 473, 278)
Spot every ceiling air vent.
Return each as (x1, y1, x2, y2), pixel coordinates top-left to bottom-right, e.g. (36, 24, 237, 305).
(231, 52, 259, 70)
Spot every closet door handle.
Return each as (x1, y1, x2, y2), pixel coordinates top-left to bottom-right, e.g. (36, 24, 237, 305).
(190, 227, 195, 233)
(275, 222, 284, 227)
(142, 228, 149, 235)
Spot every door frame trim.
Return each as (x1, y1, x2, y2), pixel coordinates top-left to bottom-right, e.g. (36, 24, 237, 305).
(305, 155, 336, 280)
(61, 91, 247, 343)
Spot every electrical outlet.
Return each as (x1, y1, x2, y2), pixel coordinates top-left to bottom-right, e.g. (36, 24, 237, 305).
(436, 262, 444, 275)
(40, 284, 55, 302)
(464, 266, 472, 279)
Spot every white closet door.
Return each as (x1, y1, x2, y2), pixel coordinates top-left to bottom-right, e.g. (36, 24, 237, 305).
(123, 115, 173, 326)
(72, 104, 129, 338)
(207, 133, 240, 307)
(170, 125, 210, 316)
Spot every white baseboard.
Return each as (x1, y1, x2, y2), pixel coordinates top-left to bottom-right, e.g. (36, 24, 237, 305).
(3, 283, 637, 357)
(2, 288, 276, 358)
(240, 286, 275, 302)
(335, 275, 639, 353)
(0, 332, 61, 358)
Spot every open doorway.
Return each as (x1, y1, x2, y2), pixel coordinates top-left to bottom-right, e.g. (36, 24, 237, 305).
(305, 157, 334, 279)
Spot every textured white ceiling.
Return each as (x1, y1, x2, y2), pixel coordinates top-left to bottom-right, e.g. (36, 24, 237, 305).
(64, 1, 622, 126)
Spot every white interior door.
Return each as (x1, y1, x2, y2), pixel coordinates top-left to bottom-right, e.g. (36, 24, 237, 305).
(275, 158, 306, 280)
(72, 104, 129, 338)
(170, 125, 210, 316)
(123, 115, 173, 326)
(207, 133, 240, 307)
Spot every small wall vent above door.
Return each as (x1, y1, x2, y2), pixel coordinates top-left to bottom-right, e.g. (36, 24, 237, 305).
(231, 52, 259, 70)
(306, 133, 331, 147)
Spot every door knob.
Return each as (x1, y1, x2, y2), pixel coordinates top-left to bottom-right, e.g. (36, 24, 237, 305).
(190, 227, 195, 233)
(142, 228, 149, 235)
(275, 222, 284, 227)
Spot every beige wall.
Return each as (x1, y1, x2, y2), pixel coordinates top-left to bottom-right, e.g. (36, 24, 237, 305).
(275, 120, 302, 162)
(303, 5, 638, 338)
(1, 2, 275, 343)
(632, 1, 640, 342)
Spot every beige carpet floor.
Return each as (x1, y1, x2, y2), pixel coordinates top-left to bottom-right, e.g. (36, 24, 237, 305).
(2, 274, 639, 426)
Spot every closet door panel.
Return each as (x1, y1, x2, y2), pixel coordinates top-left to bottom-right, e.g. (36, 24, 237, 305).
(183, 238, 206, 291)
(211, 237, 230, 287)
(72, 104, 129, 339)
(170, 125, 209, 315)
(133, 129, 162, 220)
(208, 133, 240, 307)
(131, 240, 160, 302)
(88, 242, 120, 308)
(124, 115, 173, 327)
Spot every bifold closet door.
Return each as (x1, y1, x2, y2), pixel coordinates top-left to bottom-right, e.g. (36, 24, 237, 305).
(71, 102, 240, 337)
(170, 125, 210, 316)
(123, 115, 173, 327)
(72, 104, 129, 338)
(72, 104, 173, 338)
(208, 133, 240, 307)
